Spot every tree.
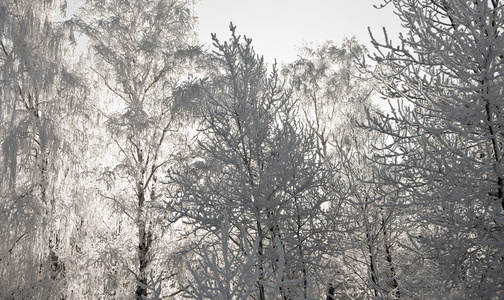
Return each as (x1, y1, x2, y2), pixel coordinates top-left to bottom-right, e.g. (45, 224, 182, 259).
(167, 24, 330, 299)
(283, 39, 405, 299)
(76, 0, 199, 298)
(366, 0, 504, 297)
(0, 0, 89, 298)
(283, 38, 373, 159)
(184, 213, 259, 300)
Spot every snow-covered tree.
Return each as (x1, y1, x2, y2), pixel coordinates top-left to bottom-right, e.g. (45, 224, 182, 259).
(283, 38, 373, 159)
(366, 0, 504, 297)
(0, 0, 91, 298)
(184, 212, 259, 300)
(283, 39, 405, 299)
(76, 0, 199, 298)
(167, 24, 330, 299)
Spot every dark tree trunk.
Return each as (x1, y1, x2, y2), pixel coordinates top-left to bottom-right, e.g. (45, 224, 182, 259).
(135, 178, 153, 299)
(368, 248, 379, 298)
(256, 219, 266, 300)
(326, 283, 335, 300)
(382, 216, 400, 298)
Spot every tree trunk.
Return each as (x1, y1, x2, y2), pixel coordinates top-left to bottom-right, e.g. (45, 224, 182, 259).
(364, 211, 380, 298)
(326, 283, 335, 300)
(136, 178, 152, 299)
(481, 0, 504, 211)
(33, 98, 64, 287)
(382, 216, 399, 298)
(295, 197, 308, 299)
(368, 241, 380, 298)
(256, 219, 266, 300)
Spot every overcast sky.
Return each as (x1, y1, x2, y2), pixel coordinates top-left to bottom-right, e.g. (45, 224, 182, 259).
(195, 0, 403, 65)
(64, 1, 403, 64)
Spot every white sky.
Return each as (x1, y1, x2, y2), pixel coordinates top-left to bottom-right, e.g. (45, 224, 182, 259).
(64, 1, 403, 64)
(195, 0, 403, 65)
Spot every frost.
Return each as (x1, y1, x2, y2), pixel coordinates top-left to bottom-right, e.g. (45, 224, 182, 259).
(2, 130, 19, 190)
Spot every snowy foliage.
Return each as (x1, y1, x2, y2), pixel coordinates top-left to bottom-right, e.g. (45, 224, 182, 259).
(0, 0, 89, 298)
(3, 0, 503, 298)
(283, 38, 374, 158)
(137, 269, 164, 300)
(184, 213, 259, 300)
(167, 24, 330, 299)
(75, 0, 200, 298)
(366, 0, 504, 297)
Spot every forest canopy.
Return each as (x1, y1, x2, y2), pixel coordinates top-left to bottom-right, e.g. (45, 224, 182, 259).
(1, 0, 503, 299)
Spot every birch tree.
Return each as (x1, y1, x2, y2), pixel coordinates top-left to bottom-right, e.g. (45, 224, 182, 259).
(367, 0, 504, 297)
(283, 39, 405, 299)
(0, 0, 90, 298)
(283, 39, 373, 159)
(76, 0, 199, 298)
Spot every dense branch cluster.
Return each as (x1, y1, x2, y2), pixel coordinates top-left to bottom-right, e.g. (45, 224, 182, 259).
(1, 0, 503, 299)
